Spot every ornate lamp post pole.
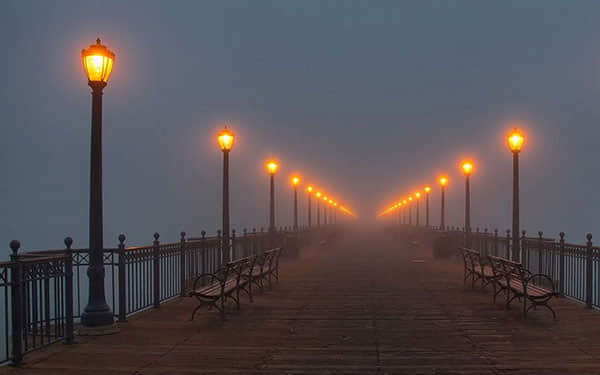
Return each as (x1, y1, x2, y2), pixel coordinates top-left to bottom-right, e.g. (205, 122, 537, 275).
(415, 192, 421, 226)
(461, 162, 474, 247)
(333, 202, 338, 224)
(316, 192, 322, 227)
(80, 39, 116, 330)
(291, 176, 300, 230)
(439, 177, 448, 230)
(266, 160, 278, 231)
(218, 127, 234, 263)
(402, 199, 407, 224)
(424, 186, 431, 227)
(323, 196, 328, 225)
(508, 129, 525, 261)
(307, 186, 313, 228)
(408, 196, 413, 225)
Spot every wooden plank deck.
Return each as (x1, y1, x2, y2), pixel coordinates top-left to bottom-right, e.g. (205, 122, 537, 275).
(5, 231, 600, 374)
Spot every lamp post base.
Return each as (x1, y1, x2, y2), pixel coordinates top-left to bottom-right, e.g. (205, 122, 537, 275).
(77, 323, 119, 336)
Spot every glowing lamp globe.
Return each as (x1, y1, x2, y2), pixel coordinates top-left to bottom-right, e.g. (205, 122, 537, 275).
(403, 200, 407, 204)
(82, 38, 115, 83)
(439, 177, 448, 187)
(461, 162, 473, 176)
(408, 196, 413, 201)
(307, 186, 313, 193)
(425, 186, 431, 193)
(508, 129, 525, 153)
(316, 192, 322, 198)
(415, 192, 421, 198)
(291, 176, 300, 186)
(266, 161, 278, 175)
(217, 127, 234, 151)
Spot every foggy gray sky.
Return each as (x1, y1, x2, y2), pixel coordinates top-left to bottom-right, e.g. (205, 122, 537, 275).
(2, 0, 600, 251)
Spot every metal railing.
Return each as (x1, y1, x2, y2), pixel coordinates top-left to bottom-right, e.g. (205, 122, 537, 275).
(1, 225, 329, 365)
(434, 226, 600, 309)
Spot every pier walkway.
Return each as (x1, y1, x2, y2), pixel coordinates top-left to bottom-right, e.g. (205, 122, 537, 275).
(6, 231, 600, 374)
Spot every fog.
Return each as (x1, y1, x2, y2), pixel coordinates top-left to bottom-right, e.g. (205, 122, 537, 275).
(1, 1, 600, 252)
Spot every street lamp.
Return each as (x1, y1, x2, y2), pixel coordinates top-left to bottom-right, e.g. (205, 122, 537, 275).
(316, 191, 322, 227)
(402, 199, 408, 224)
(508, 128, 525, 261)
(266, 160, 278, 231)
(291, 176, 300, 230)
(323, 195, 328, 225)
(218, 127, 234, 263)
(81, 38, 116, 329)
(307, 186, 313, 228)
(424, 186, 431, 227)
(415, 192, 421, 226)
(439, 177, 448, 230)
(408, 196, 413, 225)
(461, 161, 473, 247)
(333, 202, 338, 224)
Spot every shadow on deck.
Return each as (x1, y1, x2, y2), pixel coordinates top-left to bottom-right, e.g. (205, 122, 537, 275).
(5, 230, 600, 374)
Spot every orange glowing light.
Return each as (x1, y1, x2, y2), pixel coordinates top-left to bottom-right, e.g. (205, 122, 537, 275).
(403, 200, 407, 204)
(425, 186, 431, 193)
(266, 160, 278, 175)
(217, 127, 234, 151)
(328, 199, 333, 204)
(508, 128, 525, 152)
(461, 161, 473, 175)
(307, 186, 313, 193)
(415, 192, 421, 198)
(82, 38, 115, 83)
(316, 192, 322, 198)
(439, 177, 448, 187)
(408, 196, 413, 201)
(323, 196, 328, 201)
(291, 176, 300, 186)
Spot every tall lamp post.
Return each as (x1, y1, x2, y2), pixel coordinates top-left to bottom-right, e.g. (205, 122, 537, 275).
(291, 176, 300, 230)
(316, 192, 322, 227)
(333, 202, 338, 224)
(81, 38, 116, 329)
(408, 196, 413, 225)
(323, 196, 328, 225)
(461, 162, 474, 247)
(415, 192, 421, 226)
(508, 129, 525, 261)
(328, 199, 334, 224)
(424, 186, 431, 227)
(402, 199, 408, 224)
(439, 177, 447, 230)
(218, 127, 234, 263)
(266, 160, 278, 231)
(307, 186, 313, 228)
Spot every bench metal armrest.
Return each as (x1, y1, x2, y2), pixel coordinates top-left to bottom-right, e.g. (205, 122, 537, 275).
(525, 273, 556, 294)
(189, 272, 224, 297)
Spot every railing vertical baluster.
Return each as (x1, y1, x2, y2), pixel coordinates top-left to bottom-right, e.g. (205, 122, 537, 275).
(506, 230, 511, 259)
(521, 230, 527, 265)
(586, 233, 593, 308)
(231, 229, 237, 261)
(117, 234, 127, 322)
(537, 231, 543, 276)
(64, 237, 74, 344)
(153, 233, 160, 308)
(180, 232, 186, 297)
(483, 228, 488, 256)
(9, 240, 23, 365)
(243, 229, 248, 257)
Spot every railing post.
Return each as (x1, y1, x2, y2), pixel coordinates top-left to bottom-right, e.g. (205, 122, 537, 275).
(506, 230, 511, 259)
(252, 228, 257, 255)
(586, 233, 593, 309)
(9, 240, 23, 365)
(521, 230, 527, 265)
(117, 234, 127, 322)
(64, 237, 74, 344)
(483, 228, 488, 256)
(537, 231, 544, 275)
(180, 232, 186, 297)
(153, 232, 160, 308)
(493, 229, 498, 256)
(559, 232, 565, 297)
(231, 229, 237, 261)
(260, 227, 265, 252)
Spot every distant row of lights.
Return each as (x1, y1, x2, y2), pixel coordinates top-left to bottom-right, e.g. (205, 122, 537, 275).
(378, 128, 525, 217)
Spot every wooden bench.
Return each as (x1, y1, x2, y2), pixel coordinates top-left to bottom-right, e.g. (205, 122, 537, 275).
(189, 255, 256, 320)
(458, 247, 496, 290)
(487, 255, 559, 319)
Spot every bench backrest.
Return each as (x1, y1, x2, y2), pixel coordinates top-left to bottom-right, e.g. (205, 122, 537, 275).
(222, 255, 257, 283)
(459, 247, 483, 269)
(487, 255, 527, 281)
